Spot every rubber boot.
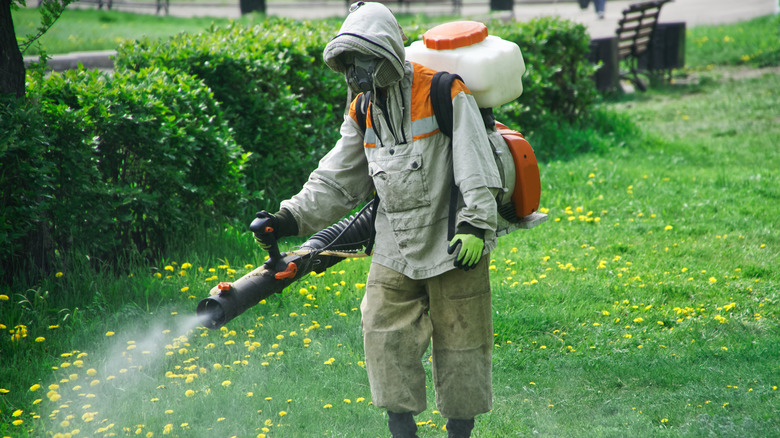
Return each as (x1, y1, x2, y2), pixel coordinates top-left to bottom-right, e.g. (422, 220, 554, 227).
(446, 418, 475, 438)
(388, 411, 418, 438)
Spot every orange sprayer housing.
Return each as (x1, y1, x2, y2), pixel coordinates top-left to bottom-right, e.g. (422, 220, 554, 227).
(496, 122, 541, 218)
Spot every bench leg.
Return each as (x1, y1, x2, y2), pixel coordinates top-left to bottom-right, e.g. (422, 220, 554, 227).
(628, 67, 647, 92)
(620, 58, 648, 92)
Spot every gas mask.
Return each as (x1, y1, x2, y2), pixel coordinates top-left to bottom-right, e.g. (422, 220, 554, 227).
(342, 52, 383, 94)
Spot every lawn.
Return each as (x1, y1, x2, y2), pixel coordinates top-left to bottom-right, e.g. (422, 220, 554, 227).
(12, 7, 265, 56)
(2, 9, 779, 438)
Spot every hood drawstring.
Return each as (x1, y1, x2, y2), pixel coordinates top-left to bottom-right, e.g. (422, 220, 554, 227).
(369, 82, 386, 148)
(397, 81, 408, 145)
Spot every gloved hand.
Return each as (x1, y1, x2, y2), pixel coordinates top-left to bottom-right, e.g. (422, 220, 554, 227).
(447, 233, 485, 271)
(250, 211, 277, 251)
(249, 209, 299, 251)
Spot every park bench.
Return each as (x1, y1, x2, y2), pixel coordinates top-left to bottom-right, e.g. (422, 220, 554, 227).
(614, 0, 671, 90)
(589, 0, 685, 92)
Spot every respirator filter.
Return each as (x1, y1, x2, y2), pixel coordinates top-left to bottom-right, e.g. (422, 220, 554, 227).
(342, 52, 383, 93)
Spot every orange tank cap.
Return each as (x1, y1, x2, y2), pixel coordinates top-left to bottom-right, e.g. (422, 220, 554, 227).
(422, 21, 488, 51)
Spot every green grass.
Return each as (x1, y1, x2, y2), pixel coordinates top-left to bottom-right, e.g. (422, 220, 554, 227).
(12, 7, 267, 56)
(11, 6, 449, 57)
(2, 13, 779, 438)
(685, 14, 780, 68)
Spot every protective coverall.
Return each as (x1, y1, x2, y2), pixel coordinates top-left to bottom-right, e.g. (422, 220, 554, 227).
(271, 1, 502, 434)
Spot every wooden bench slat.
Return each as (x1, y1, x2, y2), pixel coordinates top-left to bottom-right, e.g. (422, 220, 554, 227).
(611, 0, 672, 90)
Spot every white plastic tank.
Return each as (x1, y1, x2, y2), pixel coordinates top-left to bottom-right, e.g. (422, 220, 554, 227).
(405, 21, 526, 109)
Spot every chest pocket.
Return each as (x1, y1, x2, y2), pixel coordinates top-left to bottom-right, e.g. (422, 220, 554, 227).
(369, 153, 431, 213)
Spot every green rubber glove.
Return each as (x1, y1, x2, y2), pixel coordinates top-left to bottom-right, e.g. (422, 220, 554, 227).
(447, 233, 485, 271)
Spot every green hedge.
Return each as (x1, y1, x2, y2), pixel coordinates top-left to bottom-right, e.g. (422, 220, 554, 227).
(113, 15, 597, 208)
(0, 67, 244, 279)
(1, 15, 596, 277)
(404, 16, 598, 136)
(490, 16, 599, 133)
(114, 18, 348, 213)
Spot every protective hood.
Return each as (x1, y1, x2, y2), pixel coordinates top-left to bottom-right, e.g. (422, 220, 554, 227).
(323, 2, 407, 92)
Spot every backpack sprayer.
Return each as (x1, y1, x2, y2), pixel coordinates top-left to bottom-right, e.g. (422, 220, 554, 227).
(196, 21, 546, 329)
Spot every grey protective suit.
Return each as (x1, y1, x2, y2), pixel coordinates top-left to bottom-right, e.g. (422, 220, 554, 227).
(279, 1, 501, 419)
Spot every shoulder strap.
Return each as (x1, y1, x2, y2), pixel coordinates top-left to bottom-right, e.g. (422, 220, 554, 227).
(430, 71, 461, 139)
(431, 71, 463, 241)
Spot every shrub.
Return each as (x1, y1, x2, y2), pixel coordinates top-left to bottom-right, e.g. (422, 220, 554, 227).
(2, 15, 598, 279)
(0, 67, 245, 277)
(490, 16, 599, 134)
(0, 95, 54, 279)
(113, 16, 597, 210)
(114, 18, 347, 212)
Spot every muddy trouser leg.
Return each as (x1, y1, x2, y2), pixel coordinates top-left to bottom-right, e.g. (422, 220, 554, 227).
(361, 262, 432, 416)
(429, 256, 493, 421)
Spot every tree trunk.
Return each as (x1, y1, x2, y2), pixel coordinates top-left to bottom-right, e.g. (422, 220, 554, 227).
(0, 0, 25, 98)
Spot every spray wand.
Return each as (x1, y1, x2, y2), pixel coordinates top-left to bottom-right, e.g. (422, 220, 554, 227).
(196, 202, 375, 329)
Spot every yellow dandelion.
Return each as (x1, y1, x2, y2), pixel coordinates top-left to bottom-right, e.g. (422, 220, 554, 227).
(30, 384, 41, 392)
(0, 294, 9, 301)
(105, 331, 115, 337)
(323, 404, 333, 409)
(222, 380, 231, 387)
(185, 390, 195, 397)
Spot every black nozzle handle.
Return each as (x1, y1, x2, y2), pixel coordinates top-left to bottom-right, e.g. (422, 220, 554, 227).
(250, 216, 291, 275)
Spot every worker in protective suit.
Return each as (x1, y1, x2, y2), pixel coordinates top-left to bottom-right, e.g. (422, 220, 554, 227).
(253, 2, 502, 437)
